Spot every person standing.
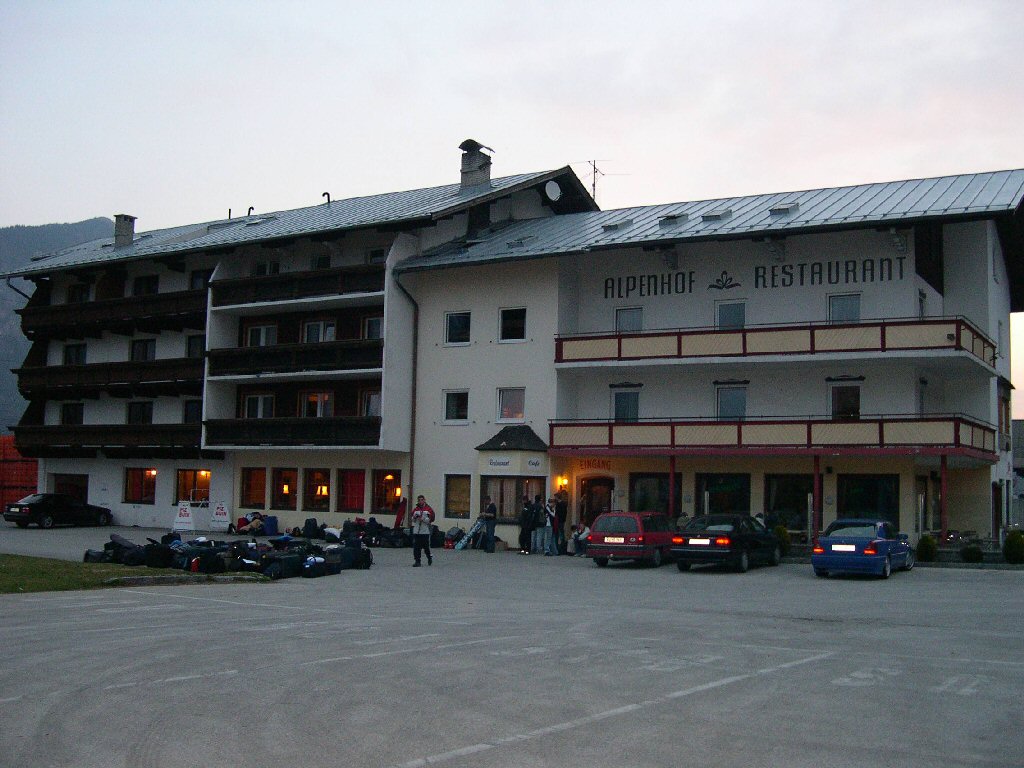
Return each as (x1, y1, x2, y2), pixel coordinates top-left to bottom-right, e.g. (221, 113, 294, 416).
(530, 495, 546, 554)
(554, 491, 569, 555)
(481, 495, 497, 553)
(544, 498, 558, 555)
(410, 495, 435, 566)
(518, 495, 534, 554)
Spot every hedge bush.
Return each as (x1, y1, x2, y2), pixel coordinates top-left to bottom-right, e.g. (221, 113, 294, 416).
(1004, 530, 1024, 564)
(772, 525, 792, 556)
(916, 534, 937, 562)
(960, 543, 984, 563)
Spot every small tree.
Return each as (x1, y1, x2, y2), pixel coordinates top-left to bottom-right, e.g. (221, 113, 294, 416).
(1003, 530, 1024, 565)
(916, 534, 937, 562)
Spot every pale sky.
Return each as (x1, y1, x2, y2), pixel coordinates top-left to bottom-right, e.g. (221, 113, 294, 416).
(2, 0, 1024, 403)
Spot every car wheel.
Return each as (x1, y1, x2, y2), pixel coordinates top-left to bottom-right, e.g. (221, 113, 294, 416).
(880, 557, 891, 579)
(594, 557, 609, 568)
(676, 561, 691, 572)
(903, 549, 915, 571)
(814, 568, 828, 578)
(735, 549, 749, 573)
(15, 521, 29, 529)
(38, 514, 55, 529)
(96, 511, 112, 527)
(769, 545, 782, 566)
(650, 548, 663, 567)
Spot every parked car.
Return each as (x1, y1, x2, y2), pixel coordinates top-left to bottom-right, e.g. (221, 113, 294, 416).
(811, 518, 914, 579)
(671, 514, 781, 572)
(4, 494, 113, 529)
(586, 511, 675, 567)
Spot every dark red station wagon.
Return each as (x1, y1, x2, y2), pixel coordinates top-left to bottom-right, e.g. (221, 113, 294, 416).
(586, 511, 675, 567)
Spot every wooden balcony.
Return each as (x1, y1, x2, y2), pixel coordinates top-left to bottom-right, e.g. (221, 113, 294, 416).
(555, 317, 996, 367)
(207, 340, 383, 377)
(13, 424, 205, 459)
(18, 289, 207, 339)
(210, 266, 385, 307)
(549, 414, 997, 461)
(16, 358, 204, 399)
(204, 416, 381, 447)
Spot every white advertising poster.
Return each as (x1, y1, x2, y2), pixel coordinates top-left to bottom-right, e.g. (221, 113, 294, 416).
(210, 501, 230, 532)
(172, 503, 195, 533)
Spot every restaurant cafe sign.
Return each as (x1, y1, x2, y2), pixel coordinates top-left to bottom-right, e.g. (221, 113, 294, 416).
(602, 255, 907, 299)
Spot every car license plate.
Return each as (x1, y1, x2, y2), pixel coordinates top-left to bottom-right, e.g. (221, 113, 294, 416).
(831, 544, 856, 552)
(7, 506, 17, 513)
(605, 536, 624, 544)
(689, 538, 710, 545)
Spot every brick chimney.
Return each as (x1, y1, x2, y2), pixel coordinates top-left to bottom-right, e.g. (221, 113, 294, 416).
(113, 214, 137, 248)
(459, 139, 492, 189)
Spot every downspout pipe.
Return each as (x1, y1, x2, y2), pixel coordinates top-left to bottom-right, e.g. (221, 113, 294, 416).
(5, 277, 32, 301)
(392, 268, 419, 516)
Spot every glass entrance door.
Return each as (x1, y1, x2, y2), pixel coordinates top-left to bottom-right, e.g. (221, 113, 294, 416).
(579, 476, 614, 527)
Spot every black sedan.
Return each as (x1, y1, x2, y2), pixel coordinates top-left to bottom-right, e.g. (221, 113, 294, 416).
(4, 494, 113, 529)
(671, 514, 781, 572)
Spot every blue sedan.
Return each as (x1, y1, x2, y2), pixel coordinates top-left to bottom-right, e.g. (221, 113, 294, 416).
(811, 519, 914, 579)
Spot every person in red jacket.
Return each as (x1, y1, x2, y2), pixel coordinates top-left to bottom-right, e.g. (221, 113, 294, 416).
(410, 495, 435, 567)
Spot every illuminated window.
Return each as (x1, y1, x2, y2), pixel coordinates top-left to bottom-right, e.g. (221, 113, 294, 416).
(240, 468, 266, 509)
(497, 388, 525, 421)
(176, 469, 210, 503)
(124, 468, 157, 504)
(271, 468, 297, 510)
(303, 468, 330, 511)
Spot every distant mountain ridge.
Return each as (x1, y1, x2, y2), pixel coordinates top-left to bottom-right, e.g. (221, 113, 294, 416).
(0, 218, 113, 433)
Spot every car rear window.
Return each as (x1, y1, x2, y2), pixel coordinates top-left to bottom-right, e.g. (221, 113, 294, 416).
(824, 522, 877, 537)
(682, 516, 736, 533)
(593, 515, 639, 534)
(16, 494, 46, 504)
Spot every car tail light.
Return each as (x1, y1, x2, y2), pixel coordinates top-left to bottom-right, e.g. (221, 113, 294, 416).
(672, 536, 684, 544)
(812, 545, 824, 554)
(864, 541, 879, 555)
(21, 506, 29, 513)
(586, 534, 593, 542)
(714, 536, 730, 546)
(634, 535, 644, 544)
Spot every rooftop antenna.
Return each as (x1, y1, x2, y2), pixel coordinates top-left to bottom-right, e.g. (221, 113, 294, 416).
(575, 160, 627, 205)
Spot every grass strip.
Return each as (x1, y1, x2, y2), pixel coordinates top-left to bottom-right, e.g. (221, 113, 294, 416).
(0, 553, 181, 594)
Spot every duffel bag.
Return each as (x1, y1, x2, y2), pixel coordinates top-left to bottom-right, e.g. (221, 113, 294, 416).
(83, 548, 110, 563)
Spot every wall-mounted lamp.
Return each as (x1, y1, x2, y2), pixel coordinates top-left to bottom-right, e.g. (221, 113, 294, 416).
(556, 476, 569, 489)
(199, 470, 210, 478)
(147, 469, 158, 477)
(384, 473, 394, 481)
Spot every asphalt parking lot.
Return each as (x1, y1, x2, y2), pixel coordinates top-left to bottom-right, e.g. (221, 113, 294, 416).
(1, 525, 1022, 768)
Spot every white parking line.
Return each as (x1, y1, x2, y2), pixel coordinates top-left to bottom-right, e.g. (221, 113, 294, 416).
(303, 635, 523, 667)
(393, 651, 833, 768)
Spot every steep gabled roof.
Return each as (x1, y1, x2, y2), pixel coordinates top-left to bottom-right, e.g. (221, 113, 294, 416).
(475, 425, 548, 452)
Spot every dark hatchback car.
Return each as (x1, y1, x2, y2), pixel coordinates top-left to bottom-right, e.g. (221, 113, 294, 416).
(4, 494, 113, 529)
(671, 514, 781, 572)
(586, 511, 675, 567)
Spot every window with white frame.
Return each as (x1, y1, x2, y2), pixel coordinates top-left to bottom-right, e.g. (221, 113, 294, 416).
(717, 301, 746, 329)
(445, 312, 471, 345)
(303, 319, 336, 343)
(301, 391, 334, 418)
(363, 316, 383, 340)
(444, 390, 469, 422)
(245, 324, 277, 347)
(499, 308, 526, 342)
(244, 394, 274, 419)
(613, 390, 640, 422)
(717, 386, 747, 420)
(497, 388, 525, 421)
(615, 307, 643, 333)
(829, 293, 861, 323)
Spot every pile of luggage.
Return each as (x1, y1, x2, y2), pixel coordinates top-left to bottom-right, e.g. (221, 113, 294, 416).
(83, 531, 372, 579)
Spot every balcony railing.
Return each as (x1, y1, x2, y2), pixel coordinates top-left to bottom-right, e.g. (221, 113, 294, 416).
(18, 290, 207, 339)
(549, 414, 997, 458)
(211, 266, 385, 307)
(207, 340, 383, 377)
(555, 316, 996, 367)
(204, 416, 381, 447)
(13, 424, 202, 458)
(16, 358, 204, 398)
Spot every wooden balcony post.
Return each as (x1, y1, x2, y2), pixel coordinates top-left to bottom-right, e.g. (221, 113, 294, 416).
(940, 454, 948, 542)
(813, 454, 822, 538)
